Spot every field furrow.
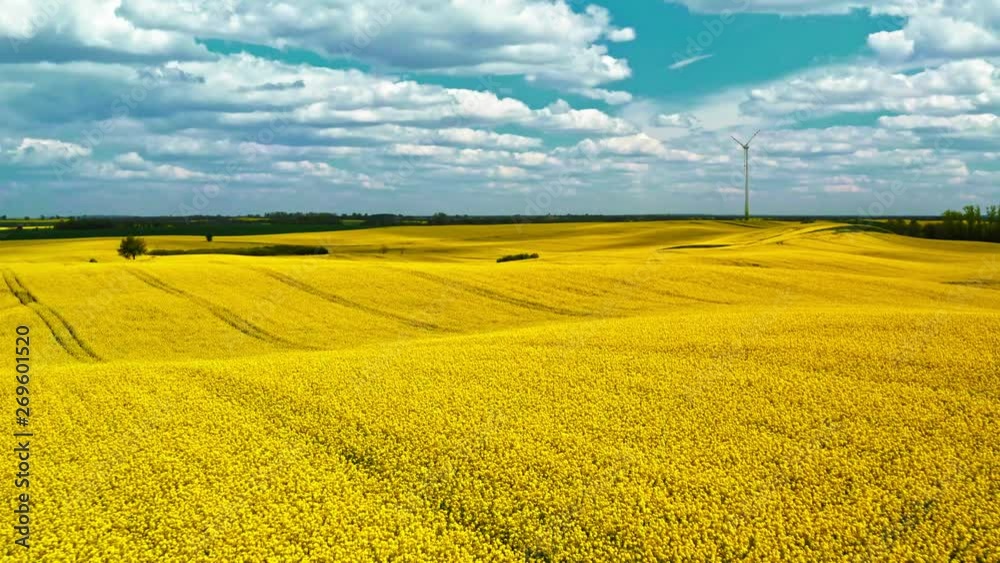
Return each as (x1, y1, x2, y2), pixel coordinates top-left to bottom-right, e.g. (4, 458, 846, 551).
(257, 268, 448, 332)
(4, 270, 100, 361)
(128, 269, 305, 350)
(399, 268, 590, 317)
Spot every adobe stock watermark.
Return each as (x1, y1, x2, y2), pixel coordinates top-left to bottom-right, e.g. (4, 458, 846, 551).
(517, 169, 578, 229)
(52, 71, 165, 182)
(177, 115, 291, 216)
(856, 137, 956, 219)
(380, 73, 509, 191)
(177, 0, 236, 15)
(337, 1, 406, 59)
(7, 0, 62, 54)
(671, 0, 749, 69)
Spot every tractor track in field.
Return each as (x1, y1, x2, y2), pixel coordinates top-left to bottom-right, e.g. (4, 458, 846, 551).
(3, 270, 101, 361)
(128, 269, 306, 349)
(204, 372, 562, 562)
(256, 268, 449, 332)
(591, 274, 732, 305)
(397, 268, 589, 317)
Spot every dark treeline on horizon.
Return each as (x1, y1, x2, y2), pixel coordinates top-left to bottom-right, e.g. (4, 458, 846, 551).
(1, 208, 997, 243)
(862, 204, 1000, 243)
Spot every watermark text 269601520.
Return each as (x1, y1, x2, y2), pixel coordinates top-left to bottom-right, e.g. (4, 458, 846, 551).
(13, 325, 32, 549)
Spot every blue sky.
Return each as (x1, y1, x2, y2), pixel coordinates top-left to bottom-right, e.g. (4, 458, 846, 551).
(0, 1, 997, 217)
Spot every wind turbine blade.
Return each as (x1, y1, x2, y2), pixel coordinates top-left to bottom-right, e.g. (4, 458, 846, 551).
(731, 136, 743, 146)
(747, 130, 760, 144)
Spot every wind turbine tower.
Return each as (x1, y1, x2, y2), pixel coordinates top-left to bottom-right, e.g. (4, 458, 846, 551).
(731, 130, 760, 221)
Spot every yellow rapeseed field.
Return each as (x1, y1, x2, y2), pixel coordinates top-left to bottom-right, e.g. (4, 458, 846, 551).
(1, 221, 998, 561)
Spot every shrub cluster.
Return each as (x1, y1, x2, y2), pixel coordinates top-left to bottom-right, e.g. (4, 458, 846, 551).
(496, 253, 539, 263)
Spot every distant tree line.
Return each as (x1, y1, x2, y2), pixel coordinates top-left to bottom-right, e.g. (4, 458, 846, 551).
(425, 213, 771, 225)
(54, 218, 117, 230)
(877, 204, 1000, 243)
(263, 212, 343, 224)
(51, 213, 414, 230)
(45, 212, 776, 235)
(13, 209, 1000, 243)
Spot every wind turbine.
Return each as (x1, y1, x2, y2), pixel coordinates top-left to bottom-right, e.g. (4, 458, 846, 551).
(731, 130, 760, 221)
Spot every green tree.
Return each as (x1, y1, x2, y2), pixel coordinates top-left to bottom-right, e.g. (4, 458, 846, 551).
(986, 205, 999, 242)
(941, 210, 963, 239)
(963, 205, 982, 240)
(117, 235, 148, 260)
(429, 212, 450, 225)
